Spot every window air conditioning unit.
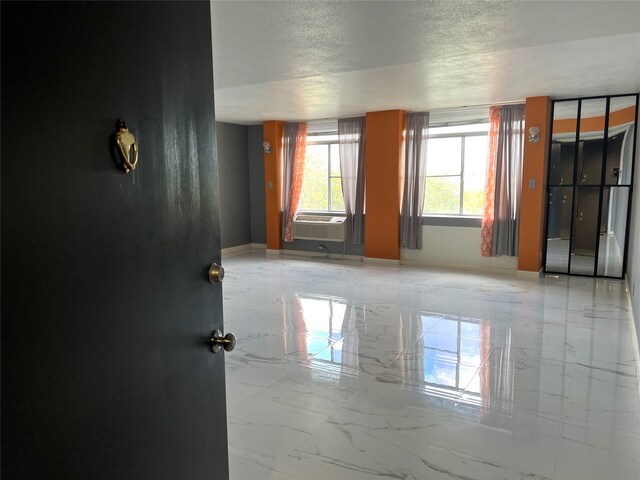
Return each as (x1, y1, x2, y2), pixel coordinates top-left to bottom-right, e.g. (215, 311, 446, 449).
(293, 214, 346, 242)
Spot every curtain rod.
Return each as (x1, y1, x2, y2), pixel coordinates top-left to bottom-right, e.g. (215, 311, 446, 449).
(300, 99, 526, 125)
(416, 99, 525, 115)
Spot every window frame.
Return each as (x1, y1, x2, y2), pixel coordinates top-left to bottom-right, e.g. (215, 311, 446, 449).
(423, 124, 489, 222)
(300, 134, 345, 214)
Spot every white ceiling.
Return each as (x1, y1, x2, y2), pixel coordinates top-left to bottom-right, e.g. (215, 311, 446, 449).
(210, 1, 640, 125)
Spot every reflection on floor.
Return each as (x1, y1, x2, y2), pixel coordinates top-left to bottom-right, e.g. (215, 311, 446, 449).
(223, 252, 639, 480)
(546, 234, 624, 276)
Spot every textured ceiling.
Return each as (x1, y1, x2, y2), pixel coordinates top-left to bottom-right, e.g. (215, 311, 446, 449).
(210, 1, 640, 125)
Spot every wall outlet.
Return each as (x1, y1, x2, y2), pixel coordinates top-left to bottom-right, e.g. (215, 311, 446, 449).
(318, 244, 327, 251)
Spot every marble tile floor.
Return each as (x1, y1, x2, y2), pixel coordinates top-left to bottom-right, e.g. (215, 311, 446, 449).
(222, 251, 640, 480)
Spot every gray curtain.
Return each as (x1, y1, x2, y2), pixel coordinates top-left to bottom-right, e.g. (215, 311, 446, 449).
(338, 117, 366, 245)
(492, 105, 525, 256)
(401, 112, 429, 249)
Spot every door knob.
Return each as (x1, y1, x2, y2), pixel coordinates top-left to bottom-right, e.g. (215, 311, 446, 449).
(209, 263, 224, 284)
(209, 330, 236, 353)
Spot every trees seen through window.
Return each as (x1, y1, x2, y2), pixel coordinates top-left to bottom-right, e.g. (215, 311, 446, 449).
(424, 124, 489, 216)
(298, 124, 489, 217)
(299, 137, 344, 212)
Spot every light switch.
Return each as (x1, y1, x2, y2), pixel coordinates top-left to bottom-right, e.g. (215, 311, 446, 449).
(528, 179, 536, 189)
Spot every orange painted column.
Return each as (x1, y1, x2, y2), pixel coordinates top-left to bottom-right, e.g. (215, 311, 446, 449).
(263, 121, 284, 250)
(518, 97, 552, 272)
(364, 110, 405, 260)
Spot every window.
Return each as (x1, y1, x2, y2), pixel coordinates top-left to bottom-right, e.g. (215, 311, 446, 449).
(299, 134, 344, 212)
(424, 124, 489, 216)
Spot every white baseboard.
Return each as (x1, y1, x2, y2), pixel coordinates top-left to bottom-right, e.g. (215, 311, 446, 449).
(400, 259, 516, 275)
(516, 269, 543, 280)
(222, 243, 267, 258)
(364, 257, 401, 266)
(221, 244, 252, 257)
(625, 276, 640, 399)
(280, 249, 363, 262)
(630, 310, 640, 400)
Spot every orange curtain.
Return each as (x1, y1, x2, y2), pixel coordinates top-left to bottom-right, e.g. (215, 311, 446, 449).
(480, 104, 525, 257)
(283, 123, 307, 242)
(480, 107, 501, 257)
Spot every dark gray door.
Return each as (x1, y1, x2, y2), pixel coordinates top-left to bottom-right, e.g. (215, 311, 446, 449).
(2, 2, 229, 479)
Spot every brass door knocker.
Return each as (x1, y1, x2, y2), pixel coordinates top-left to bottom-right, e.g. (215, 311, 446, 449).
(115, 119, 138, 173)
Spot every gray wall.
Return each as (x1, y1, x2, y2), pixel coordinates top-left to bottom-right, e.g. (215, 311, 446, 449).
(627, 121, 640, 348)
(217, 122, 251, 248)
(248, 125, 267, 244)
(283, 238, 365, 256)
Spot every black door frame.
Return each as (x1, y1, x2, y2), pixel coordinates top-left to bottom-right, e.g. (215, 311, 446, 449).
(542, 93, 639, 279)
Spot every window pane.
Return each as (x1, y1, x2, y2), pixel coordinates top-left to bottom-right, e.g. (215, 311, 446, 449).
(426, 137, 462, 176)
(300, 144, 328, 210)
(464, 136, 488, 177)
(462, 136, 488, 216)
(330, 177, 344, 212)
(429, 123, 489, 136)
(308, 133, 339, 143)
(424, 176, 460, 214)
(330, 144, 340, 175)
(463, 189, 484, 215)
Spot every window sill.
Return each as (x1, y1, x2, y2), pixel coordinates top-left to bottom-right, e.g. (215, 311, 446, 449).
(421, 215, 481, 228)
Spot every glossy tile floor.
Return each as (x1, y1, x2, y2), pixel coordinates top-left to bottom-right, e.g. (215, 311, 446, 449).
(223, 252, 640, 480)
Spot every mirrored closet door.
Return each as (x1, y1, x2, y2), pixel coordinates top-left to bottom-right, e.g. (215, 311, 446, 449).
(544, 94, 638, 278)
